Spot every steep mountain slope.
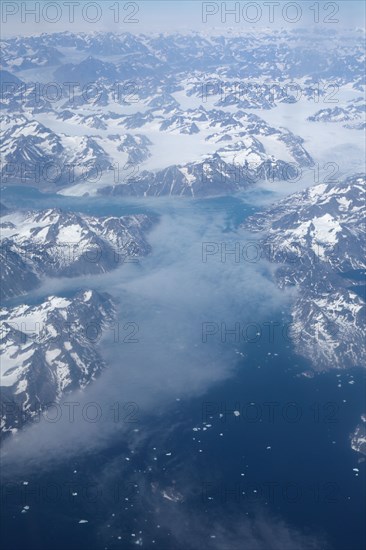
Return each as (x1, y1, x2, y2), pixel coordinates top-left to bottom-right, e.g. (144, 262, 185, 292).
(0, 208, 152, 299)
(243, 174, 366, 369)
(0, 290, 115, 435)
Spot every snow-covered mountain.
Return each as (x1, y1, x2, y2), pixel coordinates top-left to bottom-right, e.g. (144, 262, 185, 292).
(0, 117, 113, 187)
(308, 98, 365, 127)
(0, 290, 114, 435)
(2, 30, 364, 85)
(0, 106, 313, 194)
(0, 204, 153, 434)
(243, 174, 366, 369)
(0, 208, 153, 300)
(6, 29, 366, 195)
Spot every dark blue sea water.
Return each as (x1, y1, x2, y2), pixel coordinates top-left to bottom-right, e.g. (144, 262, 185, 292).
(1, 353, 365, 550)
